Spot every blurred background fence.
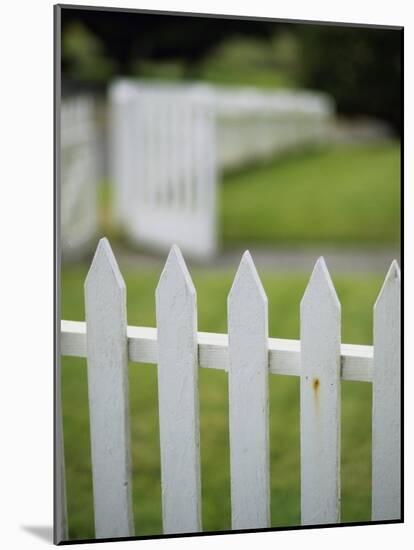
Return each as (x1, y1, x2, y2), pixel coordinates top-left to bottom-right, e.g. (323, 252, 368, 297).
(215, 86, 333, 169)
(60, 81, 334, 260)
(108, 80, 333, 258)
(60, 95, 98, 261)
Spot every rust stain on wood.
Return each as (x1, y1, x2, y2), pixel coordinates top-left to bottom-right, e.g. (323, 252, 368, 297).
(312, 377, 320, 415)
(312, 377, 320, 392)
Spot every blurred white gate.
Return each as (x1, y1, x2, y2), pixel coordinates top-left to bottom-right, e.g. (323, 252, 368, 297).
(110, 82, 217, 259)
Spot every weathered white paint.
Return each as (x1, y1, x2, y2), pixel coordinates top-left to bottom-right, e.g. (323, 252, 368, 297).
(61, 320, 373, 382)
(372, 260, 401, 521)
(228, 251, 270, 529)
(155, 245, 202, 534)
(300, 257, 341, 525)
(84, 238, 134, 538)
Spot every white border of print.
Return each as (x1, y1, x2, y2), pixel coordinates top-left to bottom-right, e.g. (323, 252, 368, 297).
(0, 1, 410, 549)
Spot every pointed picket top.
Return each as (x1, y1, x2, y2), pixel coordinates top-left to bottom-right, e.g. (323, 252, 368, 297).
(300, 256, 341, 525)
(372, 259, 401, 521)
(301, 257, 340, 315)
(84, 236, 133, 537)
(374, 260, 400, 311)
(155, 244, 201, 533)
(227, 250, 270, 529)
(85, 237, 126, 295)
(156, 244, 196, 303)
(228, 250, 267, 310)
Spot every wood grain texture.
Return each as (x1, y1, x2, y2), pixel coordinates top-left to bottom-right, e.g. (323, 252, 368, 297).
(61, 320, 373, 382)
(372, 261, 401, 521)
(84, 238, 134, 538)
(300, 257, 341, 525)
(155, 245, 202, 534)
(228, 251, 270, 529)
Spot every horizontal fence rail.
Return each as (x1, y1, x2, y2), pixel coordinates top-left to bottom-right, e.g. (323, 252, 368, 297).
(61, 320, 373, 382)
(58, 238, 401, 541)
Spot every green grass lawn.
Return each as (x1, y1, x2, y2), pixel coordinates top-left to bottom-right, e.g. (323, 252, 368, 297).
(61, 265, 383, 540)
(221, 142, 400, 246)
(101, 142, 400, 249)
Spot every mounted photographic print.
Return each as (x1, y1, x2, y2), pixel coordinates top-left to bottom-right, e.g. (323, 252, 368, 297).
(54, 4, 403, 544)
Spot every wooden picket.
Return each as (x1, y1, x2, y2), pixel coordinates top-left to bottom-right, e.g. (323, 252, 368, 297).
(300, 258, 341, 525)
(84, 238, 134, 538)
(155, 245, 202, 534)
(372, 260, 401, 521)
(57, 240, 401, 541)
(228, 252, 270, 529)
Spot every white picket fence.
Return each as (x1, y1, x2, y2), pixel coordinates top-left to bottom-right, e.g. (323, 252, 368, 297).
(109, 81, 333, 259)
(58, 238, 400, 541)
(60, 95, 100, 261)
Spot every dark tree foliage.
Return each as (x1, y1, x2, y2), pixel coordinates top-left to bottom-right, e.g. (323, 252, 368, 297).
(295, 25, 402, 133)
(60, 8, 402, 133)
(61, 8, 275, 74)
